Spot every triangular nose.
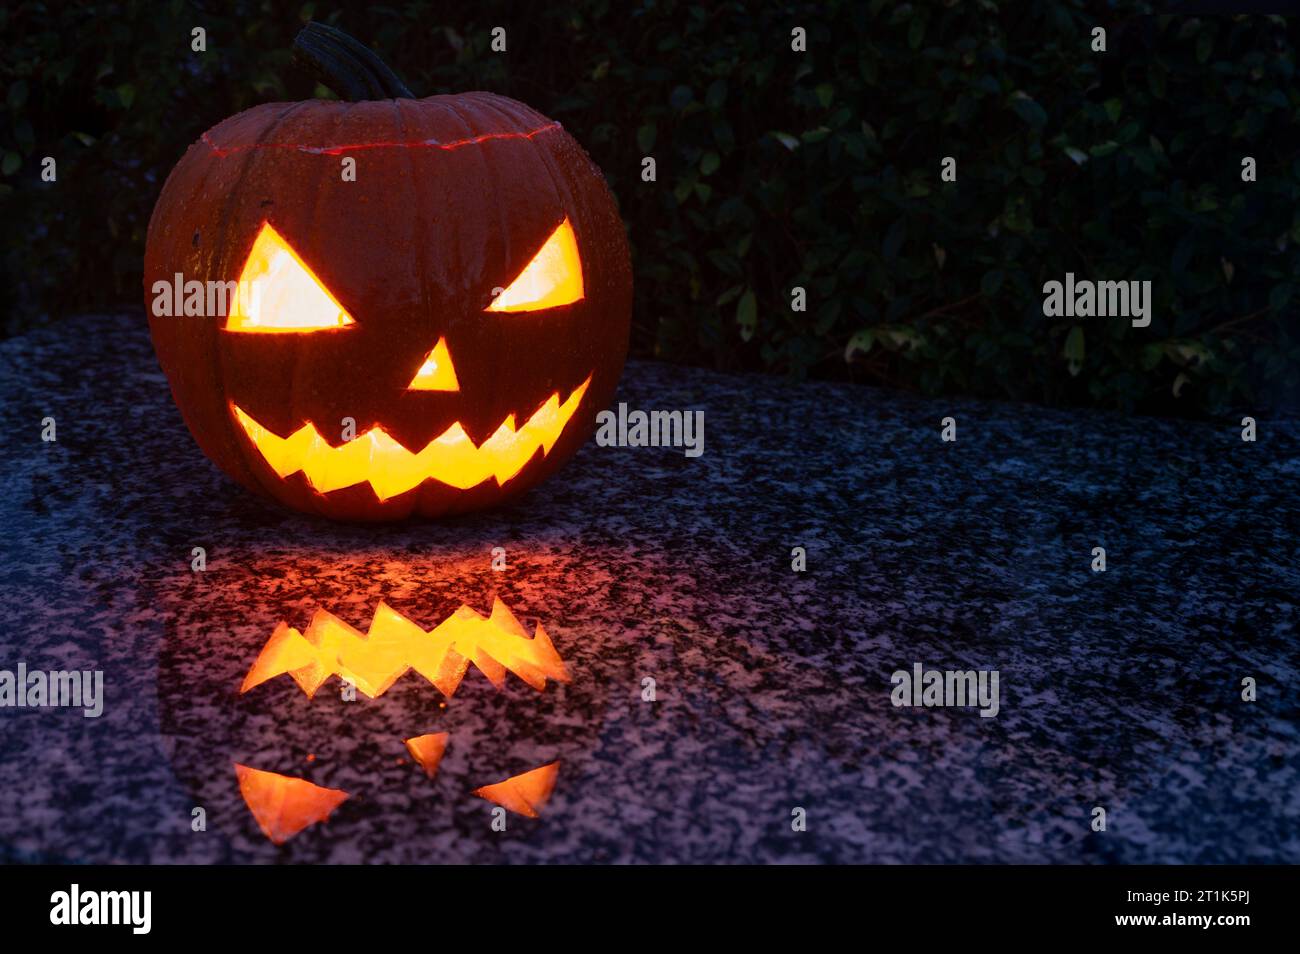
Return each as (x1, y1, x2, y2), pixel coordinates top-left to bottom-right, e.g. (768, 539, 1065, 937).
(407, 337, 460, 391)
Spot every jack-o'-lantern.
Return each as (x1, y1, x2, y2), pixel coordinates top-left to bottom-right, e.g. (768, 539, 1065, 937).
(144, 22, 631, 521)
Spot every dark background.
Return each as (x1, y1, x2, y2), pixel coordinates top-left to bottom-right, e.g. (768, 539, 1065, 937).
(2, 1, 1297, 418)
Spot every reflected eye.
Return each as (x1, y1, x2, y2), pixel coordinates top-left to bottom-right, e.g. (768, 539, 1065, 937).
(225, 223, 355, 332)
(486, 217, 584, 313)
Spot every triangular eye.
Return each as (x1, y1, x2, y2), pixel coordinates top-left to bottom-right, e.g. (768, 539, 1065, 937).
(486, 218, 584, 313)
(225, 223, 355, 332)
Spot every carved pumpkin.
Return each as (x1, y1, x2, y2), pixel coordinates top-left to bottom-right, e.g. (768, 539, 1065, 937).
(144, 23, 631, 521)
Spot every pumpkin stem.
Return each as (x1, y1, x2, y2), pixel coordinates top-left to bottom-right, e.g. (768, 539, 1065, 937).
(293, 22, 415, 101)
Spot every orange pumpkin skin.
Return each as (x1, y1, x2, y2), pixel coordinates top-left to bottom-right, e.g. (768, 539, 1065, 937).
(144, 91, 630, 521)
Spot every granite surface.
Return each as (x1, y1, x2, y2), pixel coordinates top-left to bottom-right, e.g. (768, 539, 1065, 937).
(0, 314, 1296, 864)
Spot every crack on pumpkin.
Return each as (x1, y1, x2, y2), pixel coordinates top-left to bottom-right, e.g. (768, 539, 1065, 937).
(201, 122, 563, 157)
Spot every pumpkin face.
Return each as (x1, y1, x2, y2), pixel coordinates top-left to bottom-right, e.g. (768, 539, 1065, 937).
(144, 50, 630, 521)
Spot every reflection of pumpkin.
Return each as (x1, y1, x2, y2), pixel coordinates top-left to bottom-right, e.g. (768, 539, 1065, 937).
(144, 23, 631, 521)
(234, 598, 571, 843)
(157, 575, 606, 856)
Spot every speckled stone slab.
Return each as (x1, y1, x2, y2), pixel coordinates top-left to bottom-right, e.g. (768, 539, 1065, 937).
(0, 314, 1296, 863)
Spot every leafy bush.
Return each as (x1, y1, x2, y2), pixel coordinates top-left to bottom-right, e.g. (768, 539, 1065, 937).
(2, 1, 1297, 417)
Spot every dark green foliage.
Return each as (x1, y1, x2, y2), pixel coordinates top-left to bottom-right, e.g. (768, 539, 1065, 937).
(2, 1, 1297, 417)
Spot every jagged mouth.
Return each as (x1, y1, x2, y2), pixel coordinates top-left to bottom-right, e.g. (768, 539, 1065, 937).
(231, 375, 591, 499)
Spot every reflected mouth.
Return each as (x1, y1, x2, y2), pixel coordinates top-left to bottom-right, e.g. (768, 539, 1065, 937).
(231, 375, 591, 499)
